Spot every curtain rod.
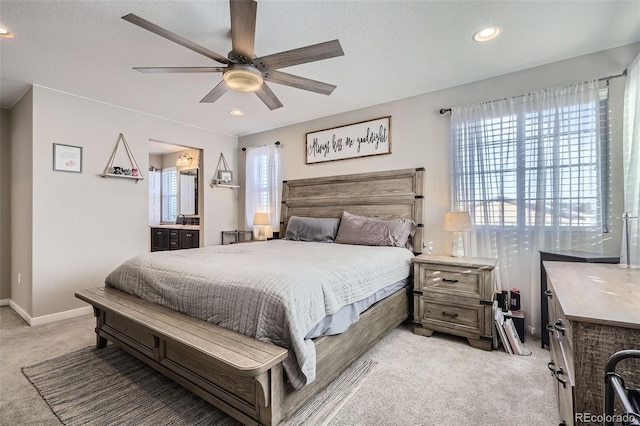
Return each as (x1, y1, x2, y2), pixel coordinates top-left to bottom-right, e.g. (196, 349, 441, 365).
(438, 69, 628, 115)
(241, 141, 280, 152)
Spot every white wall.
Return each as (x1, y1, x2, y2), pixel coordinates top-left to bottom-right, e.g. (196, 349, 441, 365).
(238, 42, 640, 333)
(0, 108, 12, 301)
(16, 85, 238, 319)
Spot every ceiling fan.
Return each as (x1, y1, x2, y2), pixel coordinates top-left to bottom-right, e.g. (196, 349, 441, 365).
(122, 0, 344, 110)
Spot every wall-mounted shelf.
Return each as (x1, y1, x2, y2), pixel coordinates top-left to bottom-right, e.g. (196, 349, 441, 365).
(210, 153, 239, 188)
(101, 133, 144, 183)
(101, 173, 145, 181)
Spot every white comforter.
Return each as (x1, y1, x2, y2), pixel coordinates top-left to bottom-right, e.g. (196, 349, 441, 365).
(105, 240, 413, 389)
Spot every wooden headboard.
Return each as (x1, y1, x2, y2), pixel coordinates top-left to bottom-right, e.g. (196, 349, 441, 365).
(280, 168, 424, 253)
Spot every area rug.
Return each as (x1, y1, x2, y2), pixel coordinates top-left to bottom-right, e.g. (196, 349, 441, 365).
(22, 345, 377, 426)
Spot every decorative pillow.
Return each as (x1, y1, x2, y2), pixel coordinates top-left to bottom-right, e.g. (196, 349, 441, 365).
(285, 216, 341, 242)
(334, 211, 416, 249)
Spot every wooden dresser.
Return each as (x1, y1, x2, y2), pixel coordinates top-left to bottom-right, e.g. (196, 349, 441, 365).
(544, 262, 640, 425)
(412, 255, 497, 350)
(539, 250, 620, 348)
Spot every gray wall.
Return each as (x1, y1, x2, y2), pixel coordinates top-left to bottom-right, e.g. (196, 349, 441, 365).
(0, 108, 11, 301)
(10, 85, 238, 320)
(10, 89, 34, 314)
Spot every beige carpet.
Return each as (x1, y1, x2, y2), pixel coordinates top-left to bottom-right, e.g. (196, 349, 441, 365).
(22, 344, 376, 426)
(1, 307, 557, 425)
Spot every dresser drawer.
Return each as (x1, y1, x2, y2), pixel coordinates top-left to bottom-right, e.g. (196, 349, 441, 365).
(549, 331, 575, 425)
(553, 301, 574, 356)
(418, 267, 482, 298)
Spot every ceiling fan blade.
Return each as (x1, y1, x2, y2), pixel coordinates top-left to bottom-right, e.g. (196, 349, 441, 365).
(200, 81, 230, 103)
(254, 40, 344, 71)
(229, 0, 257, 60)
(134, 67, 226, 73)
(255, 83, 283, 110)
(122, 14, 229, 65)
(264, 70, 336, 95)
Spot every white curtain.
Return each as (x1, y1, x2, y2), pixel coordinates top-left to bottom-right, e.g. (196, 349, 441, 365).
(621, 53, 640, 267)
(245, 144, 281, 234)
(451, 80, 606, 333)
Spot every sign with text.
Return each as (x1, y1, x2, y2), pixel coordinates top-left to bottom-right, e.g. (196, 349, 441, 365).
(305, 116, 391, 164)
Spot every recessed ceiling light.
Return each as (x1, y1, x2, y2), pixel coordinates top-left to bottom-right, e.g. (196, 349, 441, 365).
(229, 110, 244, 116)
(473, 26, 501, 42)
(0, 26, 14, 39)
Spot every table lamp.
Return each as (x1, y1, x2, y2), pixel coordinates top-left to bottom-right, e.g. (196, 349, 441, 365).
(444, 211, 471, 257)
(253, 213, 270, 241)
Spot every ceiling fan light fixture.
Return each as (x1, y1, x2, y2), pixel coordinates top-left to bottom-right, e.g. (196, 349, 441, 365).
(473, 26, 501, 42)
(0, 25, 14, 38)
(223, 65, 263, 92)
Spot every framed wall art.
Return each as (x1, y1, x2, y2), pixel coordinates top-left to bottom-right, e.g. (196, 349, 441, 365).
(305, 116, 391, 164)
(53, 143, 82, 173)
(218, 170, 233, 184)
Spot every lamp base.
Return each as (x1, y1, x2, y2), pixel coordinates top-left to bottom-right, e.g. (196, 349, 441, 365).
(254, 225, 270, 241)
(451, 231, 465, 258)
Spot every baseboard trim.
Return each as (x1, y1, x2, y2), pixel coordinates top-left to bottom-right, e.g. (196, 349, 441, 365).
(8, 300, 93, 326)
(0, 299, 9, 306)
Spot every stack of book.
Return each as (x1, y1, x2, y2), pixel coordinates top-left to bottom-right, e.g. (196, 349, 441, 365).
(494, 306, 526, 355)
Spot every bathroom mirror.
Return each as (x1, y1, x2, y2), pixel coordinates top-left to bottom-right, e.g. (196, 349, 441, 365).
(179, 168, 198, 215)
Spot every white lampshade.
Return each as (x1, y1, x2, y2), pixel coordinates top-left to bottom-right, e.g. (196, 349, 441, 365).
(444, 212, 471, 258)
(443, 212, 472, 232)
(253, 213, 270, 226)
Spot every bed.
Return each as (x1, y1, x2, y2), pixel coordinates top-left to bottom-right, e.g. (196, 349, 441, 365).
(76, 167, 424, 425)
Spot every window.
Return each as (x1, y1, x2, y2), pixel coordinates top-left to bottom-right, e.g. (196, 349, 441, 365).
(452, 87, 609, 231)
(256, 152, 278, 213)
(161, 167, 177, 223)
(245, 145, 281, 229)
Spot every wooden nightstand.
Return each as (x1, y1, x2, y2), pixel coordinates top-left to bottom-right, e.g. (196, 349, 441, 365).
(412, 254, 497, 350)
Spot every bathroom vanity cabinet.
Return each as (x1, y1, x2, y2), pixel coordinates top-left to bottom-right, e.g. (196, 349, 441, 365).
(150, 226, 200, 252)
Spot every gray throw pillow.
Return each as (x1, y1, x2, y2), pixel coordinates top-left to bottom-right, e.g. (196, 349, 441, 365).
(334, 211, 416, 249)
(285, 216, 341, 242)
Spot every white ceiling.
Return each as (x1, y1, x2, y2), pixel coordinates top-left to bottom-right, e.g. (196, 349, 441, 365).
(1, 1, 639, 138)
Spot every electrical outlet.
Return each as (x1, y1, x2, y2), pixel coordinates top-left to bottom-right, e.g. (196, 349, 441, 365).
(18, 272, 21, 284)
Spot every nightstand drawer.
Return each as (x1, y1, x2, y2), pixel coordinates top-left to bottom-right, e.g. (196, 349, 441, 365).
(415, 297, 482, 333)
(419, 267, 482, 298)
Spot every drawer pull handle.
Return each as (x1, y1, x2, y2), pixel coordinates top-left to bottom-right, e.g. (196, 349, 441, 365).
(442, 311, 459, 318)
(544, 290, 553, 298)
(554, 320, 566, 335)
(554, 368, 567, 388)
(547, 361, 556, 373)
(442, 278, 459, 283)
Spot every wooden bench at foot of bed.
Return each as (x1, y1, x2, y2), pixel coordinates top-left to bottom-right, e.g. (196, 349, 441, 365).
(76, 287, 288, 426)
(76, 285, 410, 426)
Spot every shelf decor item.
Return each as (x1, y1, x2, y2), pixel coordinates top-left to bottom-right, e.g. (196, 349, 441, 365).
(100, 133, 144, 182)
(211, 153, 239, 188)
(53, 143, 82, 173)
